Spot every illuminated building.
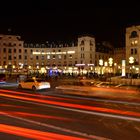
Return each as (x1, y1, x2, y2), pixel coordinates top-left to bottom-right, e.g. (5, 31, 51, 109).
(0, 34, 115, 75)
(0, 35, 24, 73)
(126, 25, 140, 74)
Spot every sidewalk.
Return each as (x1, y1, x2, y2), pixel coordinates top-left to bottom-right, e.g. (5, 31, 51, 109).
(55, 79, 140, 102)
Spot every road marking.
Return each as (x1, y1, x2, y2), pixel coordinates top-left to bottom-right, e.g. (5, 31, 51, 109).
(2, 96, 140, 123)
(1, 111, 109, 140)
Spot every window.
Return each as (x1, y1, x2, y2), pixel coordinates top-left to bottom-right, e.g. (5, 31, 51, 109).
(131, 49, 133, 54)
(14, 49, 16, 53)
(47, 55, 50, 59)
(131, 40, 138, 45)
(8, 56, 12, 60)
(90, 54, 92, 58)
(36, 56, 39, 60)
(42, 56, 44, 60)
(24, 49, 27, 53)
(81, 54, 84, 58)
(83, 54, 85, 58)
(9, 43, 12, 46)
(80, 40, 84, 46)
(81, 47, 84, 51)
(19, 49, 21, 53)
(25, 56, 27, 59)
(53, 55, 55, 59)
(130, 31, 138, 38)
(135, 40, 138, 44)
(64, 55, 66, 59)
(63, 61, 67, 66)
(69, 55, 72, 58)
(58, 55, 61, 59)
(3, 61, 6, 65)
(3, 48, 6, 53)
(30, 56, 33, 60)
(135, 49, 137, 54)
(19, 55, 21, 59)
(8, 49, 12, 53)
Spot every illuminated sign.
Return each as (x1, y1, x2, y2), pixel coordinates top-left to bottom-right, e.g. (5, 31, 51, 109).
(33, 51, 75, 55)
(75, 64, 85, 66)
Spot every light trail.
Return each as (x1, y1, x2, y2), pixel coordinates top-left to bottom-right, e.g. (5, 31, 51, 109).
(0, 124, 87, 140)
(0, 112, 109, 140)
(0, 111, 75, 121)
(1, 90, 140, 119)
(53, 94, 140, 106)
(0, 89, 78, 102)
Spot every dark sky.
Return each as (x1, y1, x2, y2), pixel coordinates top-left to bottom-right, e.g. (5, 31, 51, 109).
(0, 1, 140, 47)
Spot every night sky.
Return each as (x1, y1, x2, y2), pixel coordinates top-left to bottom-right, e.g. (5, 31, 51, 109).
(0, 1, 140, 47)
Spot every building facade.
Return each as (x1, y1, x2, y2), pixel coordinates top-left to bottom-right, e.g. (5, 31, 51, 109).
(126, 25, 140, 74)
(0, 35, 24, 73)
(0, 34, 115, 75)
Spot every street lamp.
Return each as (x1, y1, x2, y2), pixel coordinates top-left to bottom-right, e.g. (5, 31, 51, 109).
(108, 58, 113, 83)
(129, 56, 134, 85)
(99, 59, 103, 79)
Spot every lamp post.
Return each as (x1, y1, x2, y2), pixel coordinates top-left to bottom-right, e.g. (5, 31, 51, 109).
(99, 59, 103, 79)
(129, 56, 134, 85)
(108, 58, 113, 84)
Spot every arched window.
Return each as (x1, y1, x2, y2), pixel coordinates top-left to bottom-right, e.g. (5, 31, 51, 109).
(130, 31, 138, 38)
(80, 40, 84, 45)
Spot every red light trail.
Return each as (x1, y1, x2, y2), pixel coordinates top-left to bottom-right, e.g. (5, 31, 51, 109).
(0, 124, 86, 140)
(0, 89, 140, 118)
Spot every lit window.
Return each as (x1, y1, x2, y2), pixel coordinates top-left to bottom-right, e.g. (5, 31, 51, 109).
(47, 55, 50, 59)
(135, 40, 138, 44)
(131, 40, 138, 45)
(58, 55, 61, 59)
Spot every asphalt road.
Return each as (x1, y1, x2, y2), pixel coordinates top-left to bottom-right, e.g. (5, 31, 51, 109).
(0, 85, 140, 140)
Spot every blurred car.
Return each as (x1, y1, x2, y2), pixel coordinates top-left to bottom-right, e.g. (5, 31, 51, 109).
(0, 73, 6, 83)
(18, 78, 50, 91)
